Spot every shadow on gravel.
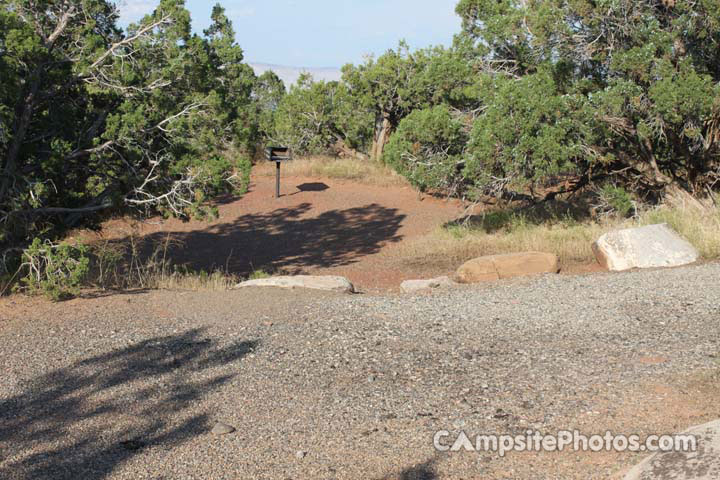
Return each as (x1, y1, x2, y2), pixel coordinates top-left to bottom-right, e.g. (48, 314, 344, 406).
(0, 329, 259, 480)
(119, 202, 405, 277)
(376, 458, 439, 480)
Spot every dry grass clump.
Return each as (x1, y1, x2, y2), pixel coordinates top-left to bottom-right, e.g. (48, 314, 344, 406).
(254, 155, 407, 187)
(640, 205, 720, 259)
(89, 235, 243, 293)
(399, 205, 720, 271)
(150, 270, 238, 291)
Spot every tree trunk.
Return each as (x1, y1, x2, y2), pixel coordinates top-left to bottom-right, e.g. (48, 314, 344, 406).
(0, 79, 40, 202)
(664, 183, 708, 211)
(370, 114, 393, 161)
(332, 138, 369, 161)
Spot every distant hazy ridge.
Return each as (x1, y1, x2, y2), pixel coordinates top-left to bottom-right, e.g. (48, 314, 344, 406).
(249, 63, 343, 87)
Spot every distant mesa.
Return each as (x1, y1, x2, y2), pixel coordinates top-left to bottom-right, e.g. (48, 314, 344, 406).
(249, 62, 343, 87)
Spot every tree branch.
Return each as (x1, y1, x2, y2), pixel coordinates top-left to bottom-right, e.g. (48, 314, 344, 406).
(7, 203, 113, 217)
(63, 140, 116, 161)
(46, 6, 77, 50)
(88, 16, 173, 72)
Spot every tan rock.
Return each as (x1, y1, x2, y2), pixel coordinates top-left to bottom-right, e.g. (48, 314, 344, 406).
(456, 252, 559, 284)
(456, 257, 500, 283)
(211, 422, 236, 435)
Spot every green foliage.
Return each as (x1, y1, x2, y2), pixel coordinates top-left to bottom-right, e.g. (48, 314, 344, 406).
(383, 105, 468, 193)
(1, 1, 255, 254)
(19, 239, 90, 300)
(343, 42, 478, 122)
(453, 0, 720, 199)
(272, 74, 373, 155)
(251, 71, 286, 147)
(465, 69, 585, 196)
(595, 185, 635, 218)
(248, 269, 271, 280)
(343, 42, 480, 159)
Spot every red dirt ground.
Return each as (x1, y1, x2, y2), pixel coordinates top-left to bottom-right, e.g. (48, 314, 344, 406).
(78, 173, 467, 292)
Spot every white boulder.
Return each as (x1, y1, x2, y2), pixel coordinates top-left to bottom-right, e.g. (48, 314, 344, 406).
(235, 275, 355, 293)
(593, 223, 699, 271)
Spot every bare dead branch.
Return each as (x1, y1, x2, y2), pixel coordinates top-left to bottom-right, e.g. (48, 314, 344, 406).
(88, 15, 173, 72)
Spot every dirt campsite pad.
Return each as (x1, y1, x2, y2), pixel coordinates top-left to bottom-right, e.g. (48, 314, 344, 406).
(82, 173, 465, 292)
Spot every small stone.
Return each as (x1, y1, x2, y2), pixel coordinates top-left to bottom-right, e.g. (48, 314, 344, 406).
(452, 419, 466, 429)
(211, 422, 236, 435)
(119, 438, 146, 451)
(295, 450, 307, 459)
(401, 276, 456, 293)
(493, 409, 510, 419)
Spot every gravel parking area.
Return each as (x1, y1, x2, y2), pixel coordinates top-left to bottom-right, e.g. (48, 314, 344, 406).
(1, 264, 720, 479)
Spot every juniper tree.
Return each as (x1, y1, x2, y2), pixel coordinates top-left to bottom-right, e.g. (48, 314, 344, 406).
(0, 1, 255, 262)
(456, 0, 720, 201)
(272, 74, 374, 156)
(251, 70, 286, 149)
(342, 42, 478, 160)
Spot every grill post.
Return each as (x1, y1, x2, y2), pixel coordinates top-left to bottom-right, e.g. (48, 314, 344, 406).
(275, 160, 281, 198)
(265, 146, 292, 199)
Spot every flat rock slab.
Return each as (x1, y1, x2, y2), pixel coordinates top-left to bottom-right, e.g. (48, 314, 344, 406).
(235, 275, 355, 293)
(593, 223, 699, 271)
(401, 276, 456, 293)
(624, 419, 720, 480)
(456, 252, 559, 283)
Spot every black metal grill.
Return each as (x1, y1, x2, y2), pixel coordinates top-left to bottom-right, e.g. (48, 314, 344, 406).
(265, 146, 292, 162)
(265, 146, 292, 198)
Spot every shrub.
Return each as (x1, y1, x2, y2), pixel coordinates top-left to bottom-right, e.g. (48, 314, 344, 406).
(464, 70, 585, 200)
(19, 239, 90, 300)
(456, 0, 720, 200)
(383, 105, 468, 193)
(248, 269, 271, 280)
(593, 185, 635, 218)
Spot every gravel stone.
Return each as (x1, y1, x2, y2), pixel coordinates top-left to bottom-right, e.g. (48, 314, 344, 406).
(1, 263, 719, 479)
(211, 422, 236, 435)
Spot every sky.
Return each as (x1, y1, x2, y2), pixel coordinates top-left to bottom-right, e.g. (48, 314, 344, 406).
(116, 0, 462, 68)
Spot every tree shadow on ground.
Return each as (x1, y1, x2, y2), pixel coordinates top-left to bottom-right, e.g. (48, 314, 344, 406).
(123, 202, 405, 277)
(444, 196, 598, 234)
(0, 329, 259, 480)
(377, 458, 439, 480)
